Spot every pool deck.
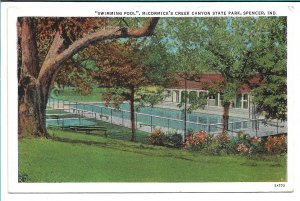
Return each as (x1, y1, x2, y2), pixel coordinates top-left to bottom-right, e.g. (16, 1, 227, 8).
(155, 102, 254, 119)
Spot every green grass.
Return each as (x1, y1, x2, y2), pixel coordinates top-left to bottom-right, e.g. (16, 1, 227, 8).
(89, 120, 150, 144)
(45, 108, 68, 114)
(51, 87, 104, 102)
(19, 129, 287, 182)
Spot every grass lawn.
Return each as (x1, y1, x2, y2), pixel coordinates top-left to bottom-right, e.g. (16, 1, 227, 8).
(51, 87, 104, 102)
(46, 108, 68, 114)
(19, 128, 287, 182)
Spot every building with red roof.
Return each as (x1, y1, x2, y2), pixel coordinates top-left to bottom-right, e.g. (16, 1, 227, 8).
(164, 73, 261, 110)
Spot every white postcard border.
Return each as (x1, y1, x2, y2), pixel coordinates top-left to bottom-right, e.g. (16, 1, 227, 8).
(1, 2, 299, 196)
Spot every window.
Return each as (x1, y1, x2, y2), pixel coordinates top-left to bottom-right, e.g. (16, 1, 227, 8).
(189, 91, 197, 104)
(181, 91, 188, 103)
(208, 94, 218, 106)
(219, 93, 224, 106)
(235, 94, 249, 109)
(236, 94, 242, 108)
(243, 94, 249, 109)
(209, 95, 216, 99)
(174, 91, 179, 103)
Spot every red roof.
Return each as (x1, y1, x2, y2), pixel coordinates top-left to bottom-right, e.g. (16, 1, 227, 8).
(169, 73, 261, 93)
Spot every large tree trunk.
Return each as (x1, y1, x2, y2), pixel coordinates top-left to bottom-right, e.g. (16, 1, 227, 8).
(18, 17, 159, 138)
(129, 87, 136, 142)
(18, 81, 50, 138)
(222, 102, 230, 134)
(18, 17, 48, 137)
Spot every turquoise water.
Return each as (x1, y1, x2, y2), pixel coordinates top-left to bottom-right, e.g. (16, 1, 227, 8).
(46, 119, 96, 127)
(69, 102, 248, 133)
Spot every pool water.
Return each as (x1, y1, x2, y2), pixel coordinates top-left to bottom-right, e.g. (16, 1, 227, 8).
(46, 119, 96, 127)
(70, 102, 248, 133)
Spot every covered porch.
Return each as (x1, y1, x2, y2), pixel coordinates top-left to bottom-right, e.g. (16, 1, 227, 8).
(164, 88, 251, 110)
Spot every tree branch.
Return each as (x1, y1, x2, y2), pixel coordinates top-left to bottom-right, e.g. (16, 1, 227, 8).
(37, 17, 159, 85)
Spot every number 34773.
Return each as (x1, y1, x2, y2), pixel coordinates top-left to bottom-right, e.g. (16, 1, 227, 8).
(274, 184, 285, 188)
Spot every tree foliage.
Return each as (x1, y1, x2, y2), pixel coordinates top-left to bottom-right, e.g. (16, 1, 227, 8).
(160, 17, 287, 131)
(250, 17, 287, 121)
(18, 17, 159, 137)
(83, 39, 159, 141)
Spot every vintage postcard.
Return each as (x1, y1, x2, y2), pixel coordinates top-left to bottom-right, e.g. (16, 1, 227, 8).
(1, 1, 299, 200)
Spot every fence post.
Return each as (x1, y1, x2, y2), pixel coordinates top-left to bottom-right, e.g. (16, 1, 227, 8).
(111, 109, 113, 124)
(122, 111, 124, 126)
(208, 124, 211, 134)
(168, 119, 170, 133)
(255, 119, 258, 137)
(135, 113, 138, 129)
(151, 115, 153, 132)
(69, 101, 71, 113)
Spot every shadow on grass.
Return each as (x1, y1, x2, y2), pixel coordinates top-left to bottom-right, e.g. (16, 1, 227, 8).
(49, 135, 109, 147)
(48, 133, 196, 162)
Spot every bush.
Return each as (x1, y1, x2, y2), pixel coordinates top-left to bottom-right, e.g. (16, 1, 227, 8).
(187, 128, 195, 137)
(184, 130, 210, 151)
(230, 132, 264, 156)
(202, 137, 224, 155)
(249, 136, 265, 155)
(264, 134, 287, 155)
(149, 128, 287, 157)
(165, 131, 183, 148)
(149, 128, 166, 146)
(216, 132, 235, 154)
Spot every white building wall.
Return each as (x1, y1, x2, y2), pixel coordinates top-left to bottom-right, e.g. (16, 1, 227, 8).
(164, 88, 252, 110)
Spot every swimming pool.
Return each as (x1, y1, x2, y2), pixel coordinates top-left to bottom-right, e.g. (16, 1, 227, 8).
(46, 118, 96, 127)
(70, 102, 249, 133)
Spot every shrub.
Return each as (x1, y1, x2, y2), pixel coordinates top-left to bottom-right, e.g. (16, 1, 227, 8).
(215, 132, 235, 154)
(231, 132, 264, 155)
(184, 130, 209, 151)
(249, 136, 264, 154)
(149, 128, 166, 146)
(264, 134, 287, 155)
(236, 143, 251, 155)
(165, 131, 183, 148)
(187, 128, 195, 137)
(202, 137, 224, 155)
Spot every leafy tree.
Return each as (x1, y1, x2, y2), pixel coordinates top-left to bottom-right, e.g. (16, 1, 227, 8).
(136, 87, 165, 108)
(197, 17, 267, 133)
(250, 17, 287, 121)
(86, 40, 153, 141)
(18, 17, 159, 137)
(163, 17, 286, 133)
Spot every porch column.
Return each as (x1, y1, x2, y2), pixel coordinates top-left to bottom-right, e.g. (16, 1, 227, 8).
(232, 95, 237, 108)
(241, 93, 244, 109)
(172, 90, 177, 102)
(178, 90, 182, 103)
